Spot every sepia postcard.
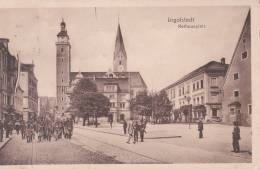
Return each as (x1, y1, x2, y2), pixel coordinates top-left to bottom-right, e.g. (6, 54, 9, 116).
(0, 0, 259, 169)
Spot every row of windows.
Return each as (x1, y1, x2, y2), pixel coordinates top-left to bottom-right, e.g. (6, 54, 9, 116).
(230, 104, 251, 115)
(105, 85, 117, 92)
(110, 102, 126, 108)
(193, 80, 204, 91)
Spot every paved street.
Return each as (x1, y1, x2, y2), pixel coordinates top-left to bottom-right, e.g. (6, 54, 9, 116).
(0, 133, 120, 164)
(0, 123, 252, 164)
(71, 122, 252, 163)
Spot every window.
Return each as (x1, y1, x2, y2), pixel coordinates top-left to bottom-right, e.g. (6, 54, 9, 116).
(230, 108, 235, 115)
(197, 97, 200, 105)
(241, 51, 247, 60)
(119, 61, 122, 65)
(200, 80, 204, 89)
(233, 90, 239, 97)
(193, 98, 196, 105)
(234, 73, 239, 80)
(196, 82, 199, 90)
(211, 78, 217, 86)
(179, 88, 181, 96)
(248, 104, 252, 115)
(61, 47, 64, 52)
(243, 38, 246, 43)
(211, 92, 218, 96)
(201, 96, 204, 104)
(182, 86, 184, 95)
(187, 85, 190, 94)
(193, 83, 195, 91)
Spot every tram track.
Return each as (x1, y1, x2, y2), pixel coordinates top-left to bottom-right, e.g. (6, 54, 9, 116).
(74, 131, 168, 164)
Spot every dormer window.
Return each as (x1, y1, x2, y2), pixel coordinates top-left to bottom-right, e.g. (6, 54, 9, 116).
(241, 51, 248, 60)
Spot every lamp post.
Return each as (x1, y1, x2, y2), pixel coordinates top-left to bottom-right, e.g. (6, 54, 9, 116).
(185, 96, 191, 129)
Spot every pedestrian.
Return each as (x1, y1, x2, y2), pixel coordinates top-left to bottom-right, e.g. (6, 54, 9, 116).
(123, 119, 127, 135)
(15, 120, 20, 134)
(126, 118, 134, 144)
(232, 121, 241, 153)
(4, 120, 10, 138)
(133, 120, 139, 143)
(21, 120, 26, 139)
(140, 121, 146, 142)
(198, 119, 204, 138)
(0, 120, 4, 142)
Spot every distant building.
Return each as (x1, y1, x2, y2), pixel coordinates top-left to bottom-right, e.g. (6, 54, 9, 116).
(14, 85, 24, 118)
(19, 63, 38, 121)
(56, 19, 147, 121)
(222, 11, 251, 126)
(0, 38, 19, 121)
(39, 96, 57, 117)
(164, 59, 228, 121)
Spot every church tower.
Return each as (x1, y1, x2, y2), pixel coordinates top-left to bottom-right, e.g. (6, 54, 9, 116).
(56, 19, 71, 114)
(113, 23, 127, 72)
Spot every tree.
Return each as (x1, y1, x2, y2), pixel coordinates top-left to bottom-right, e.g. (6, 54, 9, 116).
(130, 91, 152, 120)
(152, 90, 172, 124)
(70, 78, 110, 127)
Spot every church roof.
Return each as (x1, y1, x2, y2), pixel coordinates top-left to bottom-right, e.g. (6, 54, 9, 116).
(164, 61, 229, 90)
(114, 23, 127, 59)
(70, 71, 147, 92)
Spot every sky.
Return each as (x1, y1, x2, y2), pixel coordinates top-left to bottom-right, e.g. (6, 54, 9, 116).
(0, 6, 249, 97)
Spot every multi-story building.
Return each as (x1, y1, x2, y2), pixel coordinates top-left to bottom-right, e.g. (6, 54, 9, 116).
(39, 96, 57, 117)
(0, 38, 19, 121)
(222, 11, 251, 126)
(14, 85, 24, 118)
(19, 63, 38, 121)
(56, 20, 147, 121)
(164, 59, 228, 121)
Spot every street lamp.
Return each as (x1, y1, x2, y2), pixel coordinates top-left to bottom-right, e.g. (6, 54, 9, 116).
(185, 96, 191, 129)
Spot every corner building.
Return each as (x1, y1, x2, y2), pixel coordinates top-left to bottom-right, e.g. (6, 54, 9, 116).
(164, 59, 228, 121)
(222, 11, 251, 126)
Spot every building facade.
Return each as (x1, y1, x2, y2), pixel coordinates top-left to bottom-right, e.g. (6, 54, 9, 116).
(39, 96, 57, 117)
(56, 19, 71, 114)
(0, 38, 19, 121)
(56, 20, 147, 121)
(222, 11, 251, 126)
(19, 63, 38, 122)
(164, 59, 228, 121)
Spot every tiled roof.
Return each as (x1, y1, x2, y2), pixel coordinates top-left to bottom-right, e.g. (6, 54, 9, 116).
(164, 61, 229, 90)
(70, 71, 147, 92)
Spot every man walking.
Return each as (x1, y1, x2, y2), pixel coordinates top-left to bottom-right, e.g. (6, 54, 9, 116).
(232, 121, 241, 153)
(140, 120, 146, 142)
(198, 119, 204, 138)
(126, 118, 134, 144)
(123, 119, 127, 135)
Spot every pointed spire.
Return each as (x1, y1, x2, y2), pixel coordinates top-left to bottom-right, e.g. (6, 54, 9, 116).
(113, 22, 127, 72)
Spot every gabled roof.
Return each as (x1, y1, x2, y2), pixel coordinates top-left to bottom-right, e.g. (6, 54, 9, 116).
(163, 61, 229, 91)
(223, 10, 250, 87)
(70, 71, 147, 92)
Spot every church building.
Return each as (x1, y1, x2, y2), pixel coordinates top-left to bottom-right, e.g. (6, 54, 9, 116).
(56, 20, 147, 121)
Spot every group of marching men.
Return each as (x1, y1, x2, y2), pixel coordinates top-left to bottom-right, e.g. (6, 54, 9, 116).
(14, 116, 74, 143)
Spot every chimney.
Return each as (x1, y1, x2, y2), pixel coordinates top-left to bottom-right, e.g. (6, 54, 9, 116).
(221, 57, 225, 64)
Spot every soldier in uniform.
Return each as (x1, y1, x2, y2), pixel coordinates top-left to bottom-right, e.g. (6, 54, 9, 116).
(140, 120, 147, 142)
(232, 121, 241, 153)
(198, 119, 204, 138)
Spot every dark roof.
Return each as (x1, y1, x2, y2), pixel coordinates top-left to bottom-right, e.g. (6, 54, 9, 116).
(114, 23, 127, 59)
(70, 71, 147, 92)
(57, 30, 68, 37)
(164, 61, 229, 90)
